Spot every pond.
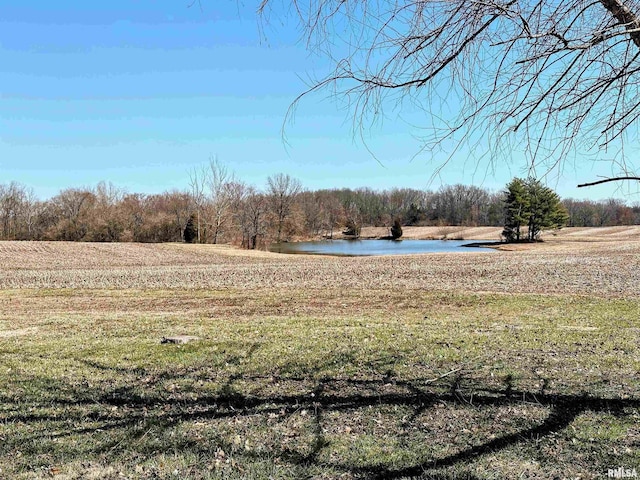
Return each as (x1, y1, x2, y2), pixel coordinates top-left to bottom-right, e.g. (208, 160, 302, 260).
(270, 239, 498, 256)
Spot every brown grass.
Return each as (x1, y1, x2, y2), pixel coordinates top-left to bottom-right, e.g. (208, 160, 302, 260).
(357, 225, 640, 242)
(0, 237, 638, 297)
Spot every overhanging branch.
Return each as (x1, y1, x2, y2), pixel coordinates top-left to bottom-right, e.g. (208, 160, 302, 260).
(577, 176, 640, 187)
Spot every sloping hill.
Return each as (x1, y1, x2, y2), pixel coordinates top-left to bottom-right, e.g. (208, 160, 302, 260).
(357, 225, 640, 241)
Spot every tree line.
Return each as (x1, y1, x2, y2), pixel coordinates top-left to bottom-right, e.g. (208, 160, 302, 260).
(0, 164, 638, 246)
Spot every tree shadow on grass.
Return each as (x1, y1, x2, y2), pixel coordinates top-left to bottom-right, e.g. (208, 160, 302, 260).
(1, 358, 638, 479)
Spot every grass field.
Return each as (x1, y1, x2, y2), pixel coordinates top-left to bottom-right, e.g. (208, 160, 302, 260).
(0, 234, 638, 479)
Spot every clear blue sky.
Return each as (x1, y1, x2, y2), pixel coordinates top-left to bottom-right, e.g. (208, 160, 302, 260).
(1, 1, 638, 202)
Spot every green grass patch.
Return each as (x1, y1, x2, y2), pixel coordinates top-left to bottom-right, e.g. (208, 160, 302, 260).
(0, 289, 638, 479)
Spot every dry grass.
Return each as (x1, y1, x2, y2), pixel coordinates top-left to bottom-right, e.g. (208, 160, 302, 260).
(0, 238, 638, 297)
(0, 235, 638, 479)
(358, 225, 640, 242)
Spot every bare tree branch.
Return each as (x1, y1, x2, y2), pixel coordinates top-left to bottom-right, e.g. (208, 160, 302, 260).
(258, 0, 640, 182)
(577, 176, 640, 187)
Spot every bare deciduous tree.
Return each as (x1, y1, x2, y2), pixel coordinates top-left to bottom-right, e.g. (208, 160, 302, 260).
(163, 190, 193, 242)
(258, 0, 640, 183)
(190, 158, 237, 244)
(0, 182, 36, 240)
(188, 165, 207, 243)
(229, 181, 268, 249)
(91, 181, 126, 242)
(318, 191, 344, 239)
(47, 188, 96, 241)
(207, 158, 236, 244)
(266, 173, 302, 242)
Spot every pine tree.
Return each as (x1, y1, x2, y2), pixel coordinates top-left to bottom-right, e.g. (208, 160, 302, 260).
(390, 219, 403, 239)
(183, 214, 198, 244)
(503, 178, 568, 242)
(503, 178, 529, 242)
(525, 179, 569, 241)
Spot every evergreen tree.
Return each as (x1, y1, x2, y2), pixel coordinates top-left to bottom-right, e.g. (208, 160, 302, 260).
(503, 178, 529, 242)
(503, 178, 568, 242)
(525, 179, 569, 241)
(390, 219, 403, 239)
(183, 214, 198, 243)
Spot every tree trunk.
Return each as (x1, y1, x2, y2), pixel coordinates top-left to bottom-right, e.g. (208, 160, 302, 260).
(599, 0, 640, 48)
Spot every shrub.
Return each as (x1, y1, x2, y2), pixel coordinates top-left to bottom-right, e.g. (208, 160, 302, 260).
(390, 219, 403, 239)
(342, 219, 361, 238)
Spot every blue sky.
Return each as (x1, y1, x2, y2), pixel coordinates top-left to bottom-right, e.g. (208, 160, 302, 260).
(1, 1, 638, 201)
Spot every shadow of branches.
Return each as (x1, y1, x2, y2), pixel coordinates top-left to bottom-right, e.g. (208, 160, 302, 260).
(1, 358, 638, 479)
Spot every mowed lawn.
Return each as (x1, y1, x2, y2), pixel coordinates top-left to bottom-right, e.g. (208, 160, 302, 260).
(0, 240, 638, 479)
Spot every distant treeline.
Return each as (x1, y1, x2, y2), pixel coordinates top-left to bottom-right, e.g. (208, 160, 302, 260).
(0, 174, 638, 246)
